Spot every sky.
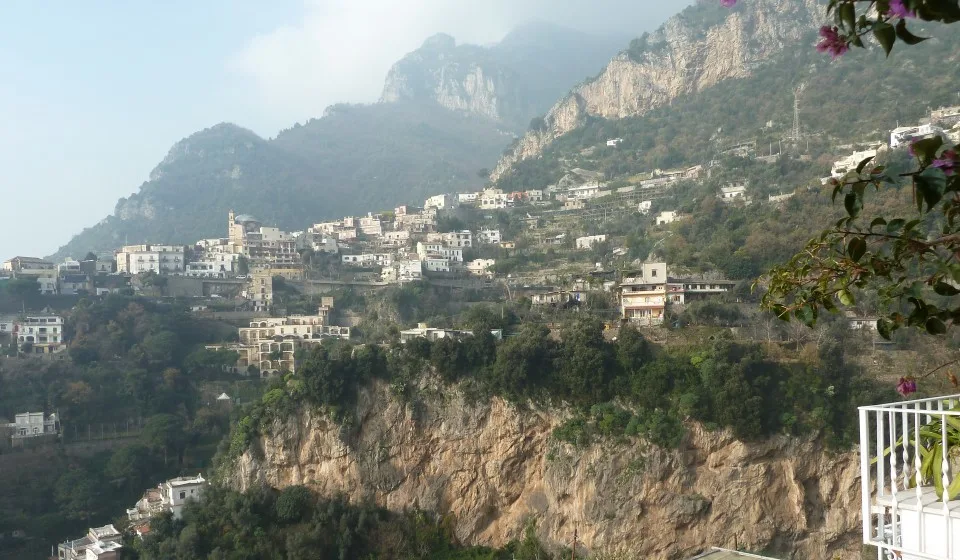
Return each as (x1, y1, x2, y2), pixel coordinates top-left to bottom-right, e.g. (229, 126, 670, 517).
(0, 0, 686, 260)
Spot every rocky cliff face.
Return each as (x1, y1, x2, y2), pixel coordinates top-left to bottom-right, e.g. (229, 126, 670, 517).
(232, 379, 863, 559)
(380, 25, 624, 130)
(491, 0, 824, 181)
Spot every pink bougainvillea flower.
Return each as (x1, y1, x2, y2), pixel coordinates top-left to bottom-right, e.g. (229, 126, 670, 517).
(720, 0, 737, 6)
(932, 150, 958, 176)
(896, 377, 917, 397)
(888, 0, 916, 18)
(816, 26, 849, 59)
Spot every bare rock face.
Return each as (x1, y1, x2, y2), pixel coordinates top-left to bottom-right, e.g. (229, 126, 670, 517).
(491, 0, 824, 181)
(231, 379, 863, 559)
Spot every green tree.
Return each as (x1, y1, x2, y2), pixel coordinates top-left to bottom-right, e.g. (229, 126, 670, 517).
(141, 413, 188, 466)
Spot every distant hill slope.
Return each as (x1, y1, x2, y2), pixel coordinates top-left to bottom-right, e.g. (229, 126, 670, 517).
(491, 0, 825, 181)
(380, 21, 626, 130)
(52, 22, 627, 260)
(51, 104, 508, 259)
(493, 0, 960, 187)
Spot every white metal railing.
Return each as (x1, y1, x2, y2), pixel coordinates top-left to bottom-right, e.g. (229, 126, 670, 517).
(859, 395, 960, 559)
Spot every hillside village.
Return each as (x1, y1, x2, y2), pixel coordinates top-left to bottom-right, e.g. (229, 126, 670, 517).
(2, 81, 959, 560)
(3, 105, 959, 373)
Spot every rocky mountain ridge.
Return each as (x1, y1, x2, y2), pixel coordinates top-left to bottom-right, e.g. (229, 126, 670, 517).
(230, 378, 863, 559)
(492, 0, 824, 181)
(380, 22, 626, 129)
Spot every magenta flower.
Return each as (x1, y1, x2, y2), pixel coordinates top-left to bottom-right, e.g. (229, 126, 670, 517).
(720, 0, 737, 6)
(896, 377, 917, 397)
(816, 26, 850, 59)
(888, 0, 916, 18)
(932, 150, 958, 176)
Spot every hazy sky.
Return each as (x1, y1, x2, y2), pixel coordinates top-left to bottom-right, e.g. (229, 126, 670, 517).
(0, 0, 686, 260)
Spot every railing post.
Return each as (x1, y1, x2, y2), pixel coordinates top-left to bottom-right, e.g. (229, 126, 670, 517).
(860, 408, 872, 545)
(914, 402, 924, 552)
(941, 401, 952, 558)
(889, 408, 900, 547)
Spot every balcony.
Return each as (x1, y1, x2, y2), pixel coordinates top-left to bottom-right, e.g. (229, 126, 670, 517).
(859, 395, 960, 559)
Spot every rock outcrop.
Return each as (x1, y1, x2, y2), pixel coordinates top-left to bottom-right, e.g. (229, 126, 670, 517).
(232, 379, 863, 559)
(491, 0, 824, 181)
(380, 24, 624, 129)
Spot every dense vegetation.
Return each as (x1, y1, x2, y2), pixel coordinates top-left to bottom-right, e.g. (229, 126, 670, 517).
(0, 296, 246, 553)
(230, 318, 890, 460)
(133, 486, 552, 560)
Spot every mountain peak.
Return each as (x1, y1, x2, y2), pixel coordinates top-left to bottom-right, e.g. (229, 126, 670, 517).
(421, 33, 456, 50)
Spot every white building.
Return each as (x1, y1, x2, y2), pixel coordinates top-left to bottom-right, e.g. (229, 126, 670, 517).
(359, 214, 383, 236)
(575, 234, 607, 250)
(115, 244, 187, 275)
(382, 230, 411, 247)
(606, 138, 624, 147)
(416, 242, 463, 262)
(768, 192, 795, 204)
(426, 230, 472, 248)
(58, 259, 82, 275)
(162, 475, 206, 519)
(7, 412, 59, 439)
(890, 123, 945, 148)
(424, 193, 453, 210)
(457, 192, 479, 205)
(479, 188, 509, 209)
(423, 258, 452, 273)
(184, 253, 239, 278)
(638, 200, 652, 215)
(831, 149, 878, 178)
(341, 253, 393, 267)
(568, 182, 603, 200)
(58, 525, 122, 560)
(399, 323, 503, 343)
(466, 259, 495, 276)
(719, 183, 748, 202)
(382, 259, 424, 283)
(524, 189, 544, 203)
(16, 315, 65, 353)
(655, 211, 680, 225)
(478, 228, 502, 245)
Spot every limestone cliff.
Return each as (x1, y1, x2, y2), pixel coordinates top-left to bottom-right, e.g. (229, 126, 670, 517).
(491, 0, 824, 181)
(380, 24, 624, 129)
(232, 379, 863, 559)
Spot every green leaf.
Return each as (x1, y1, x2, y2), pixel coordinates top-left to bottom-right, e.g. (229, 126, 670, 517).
(873, 22, 896, 56)
(857, 155, 876, 173)
(926, 316, 947, 335)
(839, 2, 856, 31)
(876, 317, 893, 340)
(934, 281, 960, 296)
(916, 169, 947, 211)
(886, 218, 905, 233)
(870, 217, 887, 229)
(895, 19, 928, 45)
(838, 289, 855, 306)
(847, 237, 867, 262)
(844, 192, 862, 218)
(912, 136, 945, 161)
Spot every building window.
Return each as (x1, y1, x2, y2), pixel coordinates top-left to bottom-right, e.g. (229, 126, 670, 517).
(179, 491, 186, 500)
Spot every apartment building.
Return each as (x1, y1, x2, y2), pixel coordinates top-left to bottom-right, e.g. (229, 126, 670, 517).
(57, 525, 122, 560)
(424, 193, 453, 210)
(115, 244, 187, 275)
(416, 242, 463, 263)
(426, 230, 472, 248)
(6, 412, 59, 439)
(620, 262, 669, 326)
(15, 315, 65, 353)
(399, 323, 503, 343)
(477, 228, 502, 245)
(224, 306, 349, 376)
(575, 234, 607, 249)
